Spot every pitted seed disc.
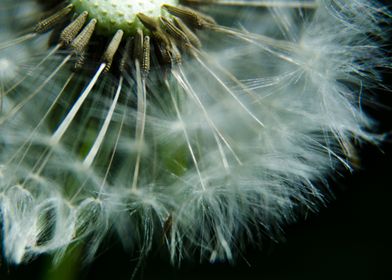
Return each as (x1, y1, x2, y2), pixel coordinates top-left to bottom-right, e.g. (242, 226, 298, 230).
(71, 0, 178, 35)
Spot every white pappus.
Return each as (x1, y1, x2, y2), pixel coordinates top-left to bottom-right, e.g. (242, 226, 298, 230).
(0, 0, 390, 266)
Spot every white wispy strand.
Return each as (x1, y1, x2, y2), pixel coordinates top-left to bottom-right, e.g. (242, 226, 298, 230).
(0, 0, 390, 265)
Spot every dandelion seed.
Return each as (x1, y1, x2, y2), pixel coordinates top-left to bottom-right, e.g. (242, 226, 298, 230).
(0, 0, 390, 267)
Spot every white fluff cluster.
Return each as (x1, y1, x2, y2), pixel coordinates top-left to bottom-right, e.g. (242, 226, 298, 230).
(0, 0, 390, 264)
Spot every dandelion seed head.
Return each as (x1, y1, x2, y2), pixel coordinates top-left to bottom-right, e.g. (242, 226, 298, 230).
(0, 0, 390, 267)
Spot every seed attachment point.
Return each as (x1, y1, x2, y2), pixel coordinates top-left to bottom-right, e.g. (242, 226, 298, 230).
(71, 19, 97, 70)
(102, 30, 124, 72)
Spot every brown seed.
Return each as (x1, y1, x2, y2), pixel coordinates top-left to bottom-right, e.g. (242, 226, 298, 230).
(159, 17, 190, 45)
(162, 4, 216, 29)
(60, 11, 89, 46)
(34, 4, 74, 33)
(173, 17, 202, 48)
(71, 19, 97, 70)
(102, 30, 124, 72)
(142, 36, 151, 76)
(133, 29, 144, 62)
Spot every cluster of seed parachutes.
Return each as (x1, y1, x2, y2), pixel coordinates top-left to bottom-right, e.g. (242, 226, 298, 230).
(33, 2, 217, 78)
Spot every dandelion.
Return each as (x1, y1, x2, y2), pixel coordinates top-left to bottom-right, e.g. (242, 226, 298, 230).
(0, 0, 390, 267)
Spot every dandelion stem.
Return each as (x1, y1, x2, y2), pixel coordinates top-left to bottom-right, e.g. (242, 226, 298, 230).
(50, 63, 106, 145)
